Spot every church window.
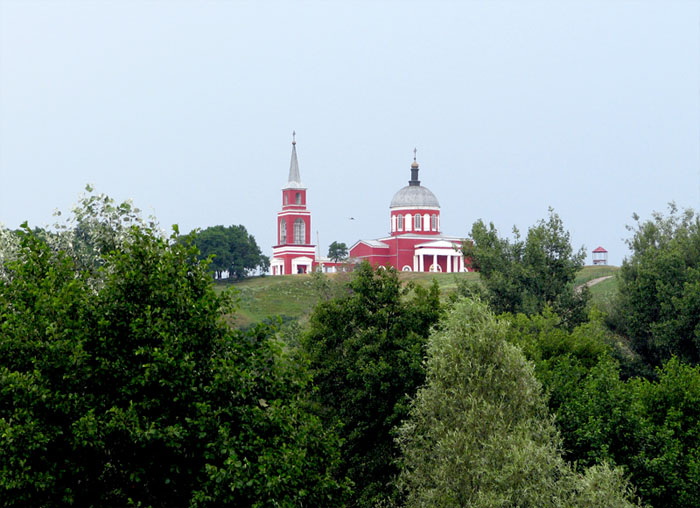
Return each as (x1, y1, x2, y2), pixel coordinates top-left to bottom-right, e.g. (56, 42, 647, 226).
(414, 213, 421, 231)
(284, 194, 288, 205)
(405, 214, 412, 231)
(431, 214, 437, 231)
(397, 214, 404, 231)
(280, 219, 287, 243)
(294, 218, 305, 244)
(295, 192, 301, 205)
(423, 213, 430, 231)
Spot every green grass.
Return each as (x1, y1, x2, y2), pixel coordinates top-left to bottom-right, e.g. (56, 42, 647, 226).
(218, 266, 620, 328)
(574, 265, 620, 286)
(214, 274, 324, 329)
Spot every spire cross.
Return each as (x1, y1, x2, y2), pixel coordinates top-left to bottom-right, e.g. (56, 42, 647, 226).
(292, 130, 296, 145)
(413, 147, 417, 161)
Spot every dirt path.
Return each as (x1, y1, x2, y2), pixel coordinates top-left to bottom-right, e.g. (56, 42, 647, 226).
(576, 275, 614, 291)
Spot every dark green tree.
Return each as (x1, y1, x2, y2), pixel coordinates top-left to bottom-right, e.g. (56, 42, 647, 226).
(327, 241, 349, 263)
(0, 225, 348, 506)
(506, 310, 700, 508)
(302, 262, 442, 507)
(188, 224, 269, 279)
(614, 204, 700, 366)
(463, 208, 588, 327)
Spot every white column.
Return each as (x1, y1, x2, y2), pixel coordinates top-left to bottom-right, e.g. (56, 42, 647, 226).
(413, 255, 418, 271)
(419, 254, 424, 272)
(433, 254, 437, 272)
(459, 255, 464, 272)
(446, 255, 452, 273)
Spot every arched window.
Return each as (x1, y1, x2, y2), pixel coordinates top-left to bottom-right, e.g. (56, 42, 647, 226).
(284, 194, 288, 205)
(414, 213, 422, 231)
(280, 219, 287, 244)
(397, 214, 404, 231)
(423, 214, 430, 231)
(405, 214, 412, 231)
(295, 192, 301, 205)
(431, 214, 437, 231)
(294, 218, 305, 244)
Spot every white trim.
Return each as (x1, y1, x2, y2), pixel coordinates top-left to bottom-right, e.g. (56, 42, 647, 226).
(390, 206, 440, 212)
(402, 265, 412, 271)
(272, 246, 316, 255)
(277, 211, 311, 217)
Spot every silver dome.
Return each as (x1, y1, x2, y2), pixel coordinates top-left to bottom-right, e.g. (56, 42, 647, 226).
(390, 185, 440, 208)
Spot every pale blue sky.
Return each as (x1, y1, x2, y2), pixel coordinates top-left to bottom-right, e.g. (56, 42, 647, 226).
(1, 0, 698, 265)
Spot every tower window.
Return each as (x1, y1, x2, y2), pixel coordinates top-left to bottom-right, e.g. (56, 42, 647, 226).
(295, 192, 301, 205)
(397, 214, 404, 231)
(294, 218, 305, 244)
(280, 219, 287, 244)
(284, 194, 288, 205)
(431, 214, 437, 231)
(414, 213, 421, 231)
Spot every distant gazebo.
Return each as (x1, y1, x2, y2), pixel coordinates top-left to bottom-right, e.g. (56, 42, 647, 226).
(592, 246, 608, 266)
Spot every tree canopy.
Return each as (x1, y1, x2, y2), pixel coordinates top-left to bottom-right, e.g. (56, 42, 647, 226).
(327, 241, 349, 263)
(187, 224, 269, 279)
(397, 298, 641, 507)
(0, 219, 347, 506)
(614, 204, 700, 366)
(463, 208, 588, 327)
(302, 262, 442, 507)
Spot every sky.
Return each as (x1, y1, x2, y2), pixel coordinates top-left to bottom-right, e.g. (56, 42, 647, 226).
(1, 0, 698, 266)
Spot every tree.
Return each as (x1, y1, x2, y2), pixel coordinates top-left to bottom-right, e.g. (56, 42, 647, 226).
(396, 298, 641, 507)
(302, 262, 442, 507)
(463, 208, 588, 327)
(188, 224, 269, 279)
(614, 204, 700, 366)
(505, 309, 700, 508)
(0, 220, 348, 505)
(327, 241, 348, 263)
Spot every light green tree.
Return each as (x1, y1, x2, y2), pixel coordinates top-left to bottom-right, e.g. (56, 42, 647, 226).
(396, 298, 641, 508)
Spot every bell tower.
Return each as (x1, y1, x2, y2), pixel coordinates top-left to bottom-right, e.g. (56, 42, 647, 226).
(270, 133, 316, 275)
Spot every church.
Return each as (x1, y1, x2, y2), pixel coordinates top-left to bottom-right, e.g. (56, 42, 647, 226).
(270, 136, 467, 275)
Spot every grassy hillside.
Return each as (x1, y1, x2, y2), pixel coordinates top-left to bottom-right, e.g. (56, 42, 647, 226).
(217, 265, 619, 328)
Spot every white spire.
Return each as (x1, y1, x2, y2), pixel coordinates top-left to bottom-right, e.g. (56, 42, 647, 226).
(284, 131, 304, 189)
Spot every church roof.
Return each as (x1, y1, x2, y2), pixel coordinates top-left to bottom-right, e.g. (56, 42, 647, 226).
(390, 152, 440, 208)
(283, 132, 305, 189)
(390, 185, 440, 208)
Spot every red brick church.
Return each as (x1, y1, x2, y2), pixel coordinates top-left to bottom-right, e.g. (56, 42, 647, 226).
(270, 136, 467, 275)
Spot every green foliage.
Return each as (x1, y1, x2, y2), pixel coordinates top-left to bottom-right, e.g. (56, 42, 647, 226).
(507, 310, 700, 508)
(0, 225, 348, 506)
(463, 209, 588, 328)
(396, 298, 640, 507)
(187, 224, 269, 279)
(614, 204, 700, 366)
(327, 241, 349, 263)
(627, 359, 700, 508)
(302, 262, 442, 507)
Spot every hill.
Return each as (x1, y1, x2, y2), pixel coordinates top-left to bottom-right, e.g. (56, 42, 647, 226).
(216, 265, 619, 328)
